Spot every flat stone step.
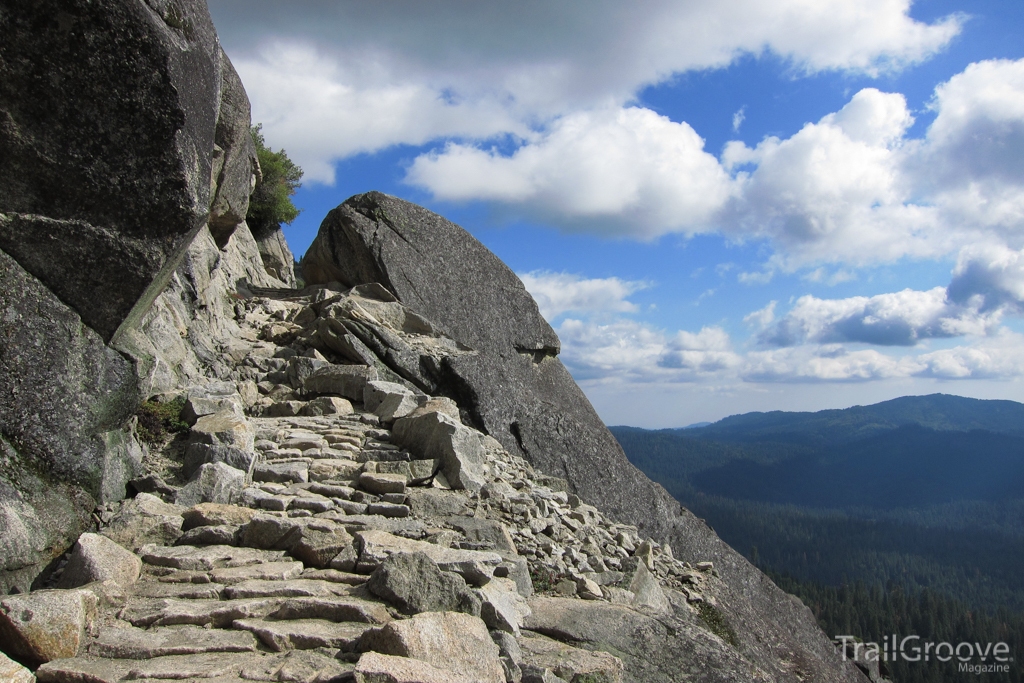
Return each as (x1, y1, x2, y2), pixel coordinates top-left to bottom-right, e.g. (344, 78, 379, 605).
(233, 617, 370, 652)
(253, 462, 309, 484)
(140, 545, 287, 571)
(89, 625, 259, 659)
(267, 596, 392, 624)
(223, 578, 355, 600)
(36, 652, 266, 682)
(210, 560, 306, 585)
(120, 597, 285, 628)
(133, 581, 225, 600)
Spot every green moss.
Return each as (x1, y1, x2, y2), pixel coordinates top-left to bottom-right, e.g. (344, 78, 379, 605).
(695, 601, 739, 647)
(573, 674, 611, 683)
(135, 396, 188, 445)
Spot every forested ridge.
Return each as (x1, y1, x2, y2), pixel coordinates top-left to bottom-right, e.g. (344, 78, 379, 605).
(612, 394, 1024, 682)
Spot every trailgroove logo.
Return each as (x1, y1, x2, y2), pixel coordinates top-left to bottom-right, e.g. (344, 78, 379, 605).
(835, 635, 1013, 673)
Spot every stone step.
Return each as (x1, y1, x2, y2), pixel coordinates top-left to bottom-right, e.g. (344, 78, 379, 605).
(140, 545, 287, 571)
(222, 578, 355, 600)
(89, 624, 259, 659)
(36, 650, 353, 683)
(120, 596, 286, 628)
(233, 617, 370, 652)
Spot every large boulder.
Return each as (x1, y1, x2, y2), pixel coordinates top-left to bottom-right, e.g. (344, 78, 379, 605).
(301, 192, 869, 683)
(0, 0, 226, 342)
(254, 226, 297, 286)
(55, 532, 142, 590)
(0, 589, 98, 667)
(367, 552, 481, 616)
(392, 411, 487, 492)
(299, 193, 661, 530)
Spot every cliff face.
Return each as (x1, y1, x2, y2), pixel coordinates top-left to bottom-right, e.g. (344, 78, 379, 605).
(0, 0, 290, 593)
(0, 3, 870, 682)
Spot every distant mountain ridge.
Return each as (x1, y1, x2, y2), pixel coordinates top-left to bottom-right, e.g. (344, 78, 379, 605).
(610, 392, 1024, 617)
(675, 393, 1024, 445)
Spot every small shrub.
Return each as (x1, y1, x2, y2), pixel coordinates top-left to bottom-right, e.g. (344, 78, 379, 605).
(247, 124, 302, 238)
(136, 396, 188, 444)
(530, 565, 565, 593)
(695, 601, 739, 647)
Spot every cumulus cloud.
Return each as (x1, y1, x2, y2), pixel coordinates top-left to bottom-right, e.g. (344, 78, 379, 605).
(518, 271, 649, 321)
(232, 44, 525, 183)
(555, 309, 1024, 385)
(760, 288, 1001, 347)
(557, 319, 741, 382)
(742, 345, 918, 382)
(209, 0, 960, 182)
(404, 58, 1024, 274)
(947, 245, 1024, 312)
(744, 301, 777, 329)
(722, 60, 1024, 270)
(719, 88, 938, 266)
(742, 332, 1024, 382)
(916, 331, 1024, 379)
(408, 107, 733, 236)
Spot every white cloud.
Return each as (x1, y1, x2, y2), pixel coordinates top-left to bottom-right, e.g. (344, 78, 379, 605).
(518, 271, 648, 321)
(556, 318, 741, 383)
(720, 88, 939, 267)
(916, 331, 1024, 379)
(741, 331, 1024, 383)
(407, 107, 733, 237)
(947, 244, 1024, 312)
(555, 311, 1024, 385)
(744, 301, 777, 329)
(402, 59, 1024, 277)
(760, 287, 1001, 347)
(723, 60, 1024, 271)
(742, 345, 918, 382)
(210, 0, 960, 182)
(732, 107, 746, 133)
(233, 44, 525, 183)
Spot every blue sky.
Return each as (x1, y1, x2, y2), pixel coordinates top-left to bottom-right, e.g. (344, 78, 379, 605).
(209, 0, 1024, 427)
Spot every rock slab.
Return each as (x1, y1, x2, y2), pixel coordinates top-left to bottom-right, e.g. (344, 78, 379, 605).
(359, 611, 504, 683)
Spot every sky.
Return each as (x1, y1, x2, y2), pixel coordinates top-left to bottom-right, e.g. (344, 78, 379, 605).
(208, 0, 1024, 428)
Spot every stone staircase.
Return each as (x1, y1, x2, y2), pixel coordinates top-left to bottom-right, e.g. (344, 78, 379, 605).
(0, 285, 726, 683)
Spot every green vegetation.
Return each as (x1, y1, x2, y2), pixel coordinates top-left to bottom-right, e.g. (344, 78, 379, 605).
(247, 124, 302, 237)
(695, 601, 739, 647)
(772, 573, 1024, 683)
(529, 565, 565, 592)
(135, 396, 187, 444)
(611, 394, 1024, 682)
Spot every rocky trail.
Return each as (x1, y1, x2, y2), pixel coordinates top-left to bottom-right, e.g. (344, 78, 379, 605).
(1, 283, 729, 683)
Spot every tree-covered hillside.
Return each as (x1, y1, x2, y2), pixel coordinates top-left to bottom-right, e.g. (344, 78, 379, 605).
(612, 394, 1024, 681)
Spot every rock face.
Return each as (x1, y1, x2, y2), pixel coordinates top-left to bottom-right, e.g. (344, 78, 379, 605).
(0, 0, 225, 342)
(0, 248, 140, 592)
(0, 0, 277, 592)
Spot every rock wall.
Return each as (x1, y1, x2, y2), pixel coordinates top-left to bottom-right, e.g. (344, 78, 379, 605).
(0, 0, 287, 592)
(115, 222, 285, 400)
(0, 0, 224, 342)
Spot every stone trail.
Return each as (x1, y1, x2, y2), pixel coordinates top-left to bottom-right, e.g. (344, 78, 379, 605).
(1, 284, 727, 683)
